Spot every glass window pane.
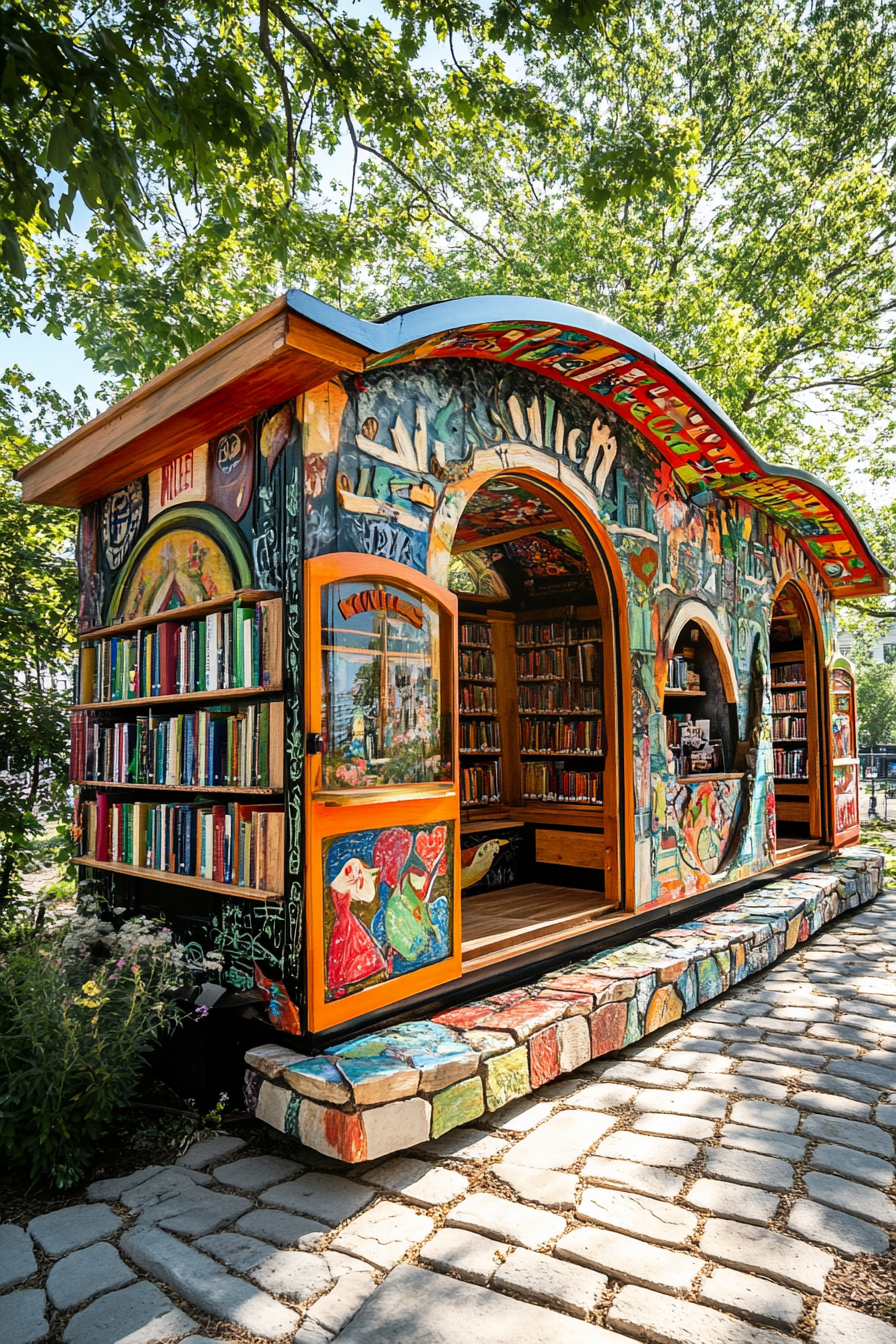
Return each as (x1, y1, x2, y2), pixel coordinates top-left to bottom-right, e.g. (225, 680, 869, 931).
(321, 581, 451, 789)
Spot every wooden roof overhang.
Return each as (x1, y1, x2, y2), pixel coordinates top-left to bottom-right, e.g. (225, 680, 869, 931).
(18, 289, 889, 599)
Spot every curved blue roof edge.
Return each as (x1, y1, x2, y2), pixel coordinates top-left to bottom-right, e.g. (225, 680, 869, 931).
(286, 287, 890, 585)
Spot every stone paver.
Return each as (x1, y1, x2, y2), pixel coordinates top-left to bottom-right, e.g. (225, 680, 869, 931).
(212, 1154, 302, 1191)
(632, 1088, 727, 1117)
(685, 1178, 779, 1225)
(577, 1186, 697, 1246)
(121, 1169, 252, 1236)
(704, 1146, 794, 1190)
(85, 1165, 167, 1201)
(27, 1204, 122, 1258)
(792, 1091, 873, 1122)
(330, 1200, 434, 1269)
(492, 1247, 607, 1319)
(787, 1199, 890, 1256)
(596, 1061, 689, 1088)
(262, 1172, 375, 1225)
(484, 1099, 555, 1132)
(699, 1266, 802, 1329)
(446, 1192, 565, 1249)
(556, 1225, 704, 1294)
(580, 1156, 683, 1199)
(419, 1128, 511, 1162)
(119, 1226, 298, 1338)
(363, 1156, 468, 1207)
(0, 1290, 48, 1344)
(234, 1207, 329, 1247)
(813, 1300, 896, 1343)
(418, 1228, 509, 1285)
(699, 1217, 834, 1293)
(0, 1224, 37, 1291)
(504, 1110, 613, 1170)
(608, 1282, 798, 1344)
(719, 1124, 808, 1160)
(305, 1270, 378, 1336)
(492, 1163, 579, 1209)
(632, 1113, 715, 1140)
(61, 1282, 195, 1344)
(800, 1114, 895, 1158)
(729, 1100, 799, 1132)
(176, 1134, 247, 1168)
(803, 1171, 896, 1227)
(809, 1143, 896, 1188)
(594, 1130, 698, 1168)
(334, 1263, 619, 1343)
(46, 1242, 135, 1310)
(569, 1083, 637, 1110)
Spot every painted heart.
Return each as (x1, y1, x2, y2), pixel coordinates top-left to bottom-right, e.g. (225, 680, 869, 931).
(415, 825, 447, 874)
(631, 546, 659, 585)
(373, 828, 412, 889)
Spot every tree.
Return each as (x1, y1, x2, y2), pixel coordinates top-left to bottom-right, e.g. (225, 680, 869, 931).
(856, 660, 896, 749)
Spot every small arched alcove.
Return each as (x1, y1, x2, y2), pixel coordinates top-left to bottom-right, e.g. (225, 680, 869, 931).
(769, 580, 824, 853)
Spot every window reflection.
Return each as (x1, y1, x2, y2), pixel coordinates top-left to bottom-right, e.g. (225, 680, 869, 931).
(321, 581, 451, 789)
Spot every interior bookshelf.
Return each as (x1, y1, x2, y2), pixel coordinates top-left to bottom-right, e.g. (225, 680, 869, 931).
(771, 655, 807, 779)
(73, 592, 285, 898)
(458, 620, 503, 805)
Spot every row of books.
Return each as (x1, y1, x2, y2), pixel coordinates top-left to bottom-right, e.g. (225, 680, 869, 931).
(774, 748, 807, 779)
(771, 661, 805, 686)
(772, 690, 806, 713)
(460, 720, 502, 751)
(669, 741, 724, 775)
(517, 649, 568, 681)
(515, 620, 601, 646)
(70, 703, 283, 789)
(460, 684, 497, 713)
(772, 715, 807, 741)
(75, 597, 281, 703)
(519, 717, 603, 754)
(665, 656, 700, 691)
(459, 622, 492, 646)
(518, 684, 602, 712)
(79, 796, 284, 893)
(522, 764, 603, 803)
(461, 761, 502, 805)
(665, 715, 711, 748)
(459, 649, 495, 680)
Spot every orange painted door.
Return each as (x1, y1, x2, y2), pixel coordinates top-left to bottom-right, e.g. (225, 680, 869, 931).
(828, 657, 860, 846)
(304, 554, 462, 1032)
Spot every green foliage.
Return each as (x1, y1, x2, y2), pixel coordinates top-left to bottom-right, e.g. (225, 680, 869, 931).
(0, 913, 182, 1187)
(855, 658, 896, 749)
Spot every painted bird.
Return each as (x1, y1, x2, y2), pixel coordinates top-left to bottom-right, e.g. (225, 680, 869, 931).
(461, 838, 508, 889)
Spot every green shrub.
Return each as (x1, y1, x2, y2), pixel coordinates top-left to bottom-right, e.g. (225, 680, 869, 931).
(0, 913, 183, 1187)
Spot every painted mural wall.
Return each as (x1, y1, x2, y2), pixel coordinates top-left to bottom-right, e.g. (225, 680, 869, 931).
(299, 359, 837, 911)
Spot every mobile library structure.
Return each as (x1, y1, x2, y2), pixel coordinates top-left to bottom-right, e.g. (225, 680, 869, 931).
(18, 292, 888, 1156)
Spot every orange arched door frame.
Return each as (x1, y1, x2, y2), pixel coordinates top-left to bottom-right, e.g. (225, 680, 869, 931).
(770, 574, 828, 843)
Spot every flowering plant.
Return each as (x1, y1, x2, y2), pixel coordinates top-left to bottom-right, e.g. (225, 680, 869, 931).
(0, 908, 185, 1187)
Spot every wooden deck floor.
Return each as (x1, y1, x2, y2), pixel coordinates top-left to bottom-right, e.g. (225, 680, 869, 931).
(461, 882, 622, 972)
(774, 836, 830, 866)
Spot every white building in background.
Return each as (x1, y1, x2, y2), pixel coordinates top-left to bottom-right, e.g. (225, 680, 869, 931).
(837, 620, 896, 665)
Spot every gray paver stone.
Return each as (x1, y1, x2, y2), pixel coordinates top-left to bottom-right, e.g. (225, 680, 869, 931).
(792, 1091, 872, 1122)
(804, 1171, 896, 1227)
(0, 1290, 47, 1344)
(46, 1242, 135, 1311)
(704, 1146, 794, 1191)
(119, 1226, 298, 1339)
(595, 1131, 698, 1168)
(330, 1200, 434, 1269)
(62, 1282, 196, 1344)
(577, 1185, 697, 1246)
(293, 1324, 331, 1343)
(213, 1154, 303, 1191)
(446, 1192, 566, 1249)
(362, 1156, 468, 1207)
(122, 1169, 252, 1236)
(555, 1225, 704, 1294)
(262, 1172, 375, 1226)
(813, 1300, 896, 1343)
(306, 1271, 377, 1335)
(195, 1231, 275, 1271)
(27, 1203, 121, 1258)
(418, 1228, 509, 1285)
(85, 1165, 167, 1201)
(729, 1100, 799, 1132)
(485, 1099, 555, 1132)
(720, 1125, 808, 1160)
(829, 1060, 896, 1090)
(176, 1134, 247, 1168)
(504, 1110, 613, 1170)
(418, 1128, 510, 1162)
(334, 1262, 620, 1344)
(580, 1156, 683, 1199)
(687, 1073, 789, 1100)
(596, 1061, 689, 1088)
(234, 1208, 330, 1248)
(608, 1282, 798, 1344)
(787, 1198, 890, 1256)
(699, 1265, 802, 1329)
(251, 1250, 335, 1301)
(633, 1089, 727, 1119)
(685, 1178, 779, 1225)
(800, 1114, 895, 1157)
(661, 1051, 734, 1073)
(877, 1104, 896, 1126)
(492, 1162, 578, 1209)
(569, 1083, 637, 1110)
(632, 1113, 715, 1140)
(809, 1143, 896, 1188)
(699, 1217, 834, 1293)
(0, 1224, 37, 1290)
(492, 1246, 607, 1319)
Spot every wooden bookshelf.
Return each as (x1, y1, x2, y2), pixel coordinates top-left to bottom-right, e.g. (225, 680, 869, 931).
(74, 781, 281, 794)
(73, 856, 283, 903)
(79, 588, 279, 641)
(73, 685, 282, 712)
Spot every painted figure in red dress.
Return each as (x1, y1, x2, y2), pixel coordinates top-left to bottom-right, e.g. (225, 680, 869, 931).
(327, 857, 387, 991)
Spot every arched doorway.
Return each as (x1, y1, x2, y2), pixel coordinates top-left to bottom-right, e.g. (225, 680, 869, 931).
(442, 471, 627, 973)
(769, 581, 825, 856)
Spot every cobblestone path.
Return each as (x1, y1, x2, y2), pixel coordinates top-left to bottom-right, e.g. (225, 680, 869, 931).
(5, 888, 896, 1344)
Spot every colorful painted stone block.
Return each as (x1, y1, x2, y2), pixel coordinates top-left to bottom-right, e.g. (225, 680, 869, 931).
(335, 1056, 420, 1105)
(644, 984, 684, 1033)
(362, 1097, 432, 1159)
(284, 1057, 351, 1104)
(284, 1094, 302, 1138)
(256, 1080, 291, 1132)
(478, 997, 566, 1042)
(589, 1001, 628, 1057)
(528, 1026, 560, 1088)
(431, 1076, 486, 1138)
(696, 956, 723, 1003)
(484, 1046, 531, 1111)
(457, 1030, 517, 1058)
(243, 1067, 262, 1114)
(557, 1016, 591, 1072)
(299, 1099, 366, 1162)
(394, 1048, 480, 1092)
(431, 1004, 494, 1031)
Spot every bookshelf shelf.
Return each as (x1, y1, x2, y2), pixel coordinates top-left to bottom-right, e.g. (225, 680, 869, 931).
(74, 781, 281, 795)
(73, 856, 283, 903)
(772, 681, 806, 690)
(662, 689, 706, 697)
(79, 589, 279, 641)
(459, 748, 503, 756)
(74, 685, 282, 712)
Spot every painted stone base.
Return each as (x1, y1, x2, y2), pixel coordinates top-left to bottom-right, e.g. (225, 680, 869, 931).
(245, 847, 884, 1163)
